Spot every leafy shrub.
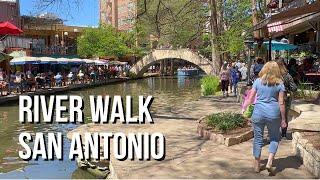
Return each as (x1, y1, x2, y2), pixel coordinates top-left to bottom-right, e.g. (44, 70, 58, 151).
(200, 75, 220, 96)
(127, 72, 137, 79)
(206, 112, 246, 132)
(294, 83, 319, 101)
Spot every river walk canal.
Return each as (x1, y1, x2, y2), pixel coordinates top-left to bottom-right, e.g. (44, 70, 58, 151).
(0, 76, 201, 179)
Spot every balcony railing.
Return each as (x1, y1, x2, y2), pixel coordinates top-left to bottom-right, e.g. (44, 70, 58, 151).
(31, 45, 77, 56)
(268, 0, 318, 14)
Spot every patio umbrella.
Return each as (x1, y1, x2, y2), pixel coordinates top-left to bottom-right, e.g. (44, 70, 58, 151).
(38, 57, 58, 64)
(56, 58, 71, 65)
(0, 21, 23, 35)
(108, 60, 122, 65)
(254, 40, 297, 51)
(83, 59, 95, 64)
(71, 58, 84, 64)
(10, 57, 40, 65)
(94, 60, 108, 65)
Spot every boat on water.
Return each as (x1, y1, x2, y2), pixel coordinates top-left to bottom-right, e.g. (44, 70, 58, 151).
(177, 68, 200, 76)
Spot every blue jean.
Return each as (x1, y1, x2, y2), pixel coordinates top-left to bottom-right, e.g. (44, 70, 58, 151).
(252, 118, 281, 158)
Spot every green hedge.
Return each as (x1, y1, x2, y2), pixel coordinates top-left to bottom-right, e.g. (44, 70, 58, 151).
(206, 112, 246, 132)
(200, 75, 220, 96)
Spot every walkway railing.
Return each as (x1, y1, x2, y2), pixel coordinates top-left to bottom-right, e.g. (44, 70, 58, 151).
(0, 71, 128, 97)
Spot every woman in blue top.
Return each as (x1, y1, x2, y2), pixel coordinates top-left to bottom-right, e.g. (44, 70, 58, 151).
(242, 61, 287, 174)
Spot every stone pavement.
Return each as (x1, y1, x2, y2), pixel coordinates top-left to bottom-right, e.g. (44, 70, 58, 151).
(68, 96, 315, 179)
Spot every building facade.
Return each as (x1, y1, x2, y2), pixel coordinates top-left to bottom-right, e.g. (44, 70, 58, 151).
(99, 0, 137, 31)
(0, 0, 21, 28)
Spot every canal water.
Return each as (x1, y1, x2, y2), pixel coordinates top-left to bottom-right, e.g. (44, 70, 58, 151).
(0, 76, 202, 179)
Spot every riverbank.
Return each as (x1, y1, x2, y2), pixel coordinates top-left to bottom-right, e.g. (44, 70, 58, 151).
(68, 96, 314, 179)
(0, 73, 161, 105)
(0, 78, 126, 104)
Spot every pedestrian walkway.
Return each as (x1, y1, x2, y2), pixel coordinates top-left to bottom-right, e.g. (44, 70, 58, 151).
(68, 96, 314, 178)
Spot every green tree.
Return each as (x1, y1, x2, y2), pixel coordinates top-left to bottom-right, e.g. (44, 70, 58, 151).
(218, 0, 252, 56)
(136, 0, 209, 48)
(77, 25, 135, 58)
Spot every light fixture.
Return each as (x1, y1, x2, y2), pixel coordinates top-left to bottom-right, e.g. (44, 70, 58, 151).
(64, 32, 69, 36)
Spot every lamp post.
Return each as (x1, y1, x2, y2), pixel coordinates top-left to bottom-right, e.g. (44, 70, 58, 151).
(244, 39, 254, 84)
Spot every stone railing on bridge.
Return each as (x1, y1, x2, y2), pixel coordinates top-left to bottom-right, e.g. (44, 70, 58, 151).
(130, 49, 214, 77)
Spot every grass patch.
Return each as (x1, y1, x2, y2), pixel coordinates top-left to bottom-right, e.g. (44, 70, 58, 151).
(206, 112, 246, 132)
(200, 75, 220, 96)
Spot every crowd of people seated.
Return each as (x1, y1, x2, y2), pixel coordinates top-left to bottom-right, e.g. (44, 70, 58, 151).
(0, 64, 131, 96)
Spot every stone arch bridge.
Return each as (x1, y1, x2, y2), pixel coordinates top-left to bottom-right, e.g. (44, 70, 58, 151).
(130, 49, 214, 77)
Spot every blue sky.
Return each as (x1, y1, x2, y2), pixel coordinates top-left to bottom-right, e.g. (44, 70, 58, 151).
(20, 0, 99, 27)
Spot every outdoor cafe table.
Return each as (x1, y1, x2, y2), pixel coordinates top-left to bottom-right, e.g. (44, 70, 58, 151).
(305, 73, 320, 86)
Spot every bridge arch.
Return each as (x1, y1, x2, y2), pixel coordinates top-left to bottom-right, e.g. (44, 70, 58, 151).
(130, 49, 214, 77)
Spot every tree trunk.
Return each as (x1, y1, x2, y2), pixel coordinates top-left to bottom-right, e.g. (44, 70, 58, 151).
(252, 0, 260, 39)
(210, 0, 221, 75)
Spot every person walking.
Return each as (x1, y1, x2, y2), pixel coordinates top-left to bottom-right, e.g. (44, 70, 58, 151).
(276, 58, 297, 138)
(220, 63, 231, 97)
(242, 61, 287, 174)
(230, 65, 241, 96)
(239, 63, 248, 81)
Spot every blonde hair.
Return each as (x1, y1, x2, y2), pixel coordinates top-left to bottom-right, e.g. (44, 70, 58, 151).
(259, 61, 283, 86)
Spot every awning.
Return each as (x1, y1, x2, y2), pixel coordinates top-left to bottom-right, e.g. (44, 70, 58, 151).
(253, 1, 320, 32)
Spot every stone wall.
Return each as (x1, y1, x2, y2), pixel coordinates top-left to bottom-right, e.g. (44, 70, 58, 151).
(292, 132, 320, 178)
(289, 103, 320, 178)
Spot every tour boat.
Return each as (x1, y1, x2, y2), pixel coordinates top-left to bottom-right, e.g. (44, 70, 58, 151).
(177, 68, 199, 76)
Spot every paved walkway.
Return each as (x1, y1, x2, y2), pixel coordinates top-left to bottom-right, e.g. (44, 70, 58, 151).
(68, 96, 315, 179)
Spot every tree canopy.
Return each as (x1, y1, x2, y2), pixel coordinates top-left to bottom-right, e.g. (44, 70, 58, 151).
(77, 25, 137, 58)
(136, 0, 209, 48)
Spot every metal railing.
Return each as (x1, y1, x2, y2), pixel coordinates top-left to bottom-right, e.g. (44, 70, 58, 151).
(276, 0, 317, 13)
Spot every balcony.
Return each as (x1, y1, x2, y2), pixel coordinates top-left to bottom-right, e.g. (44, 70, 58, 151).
(268, 0, 318, 14)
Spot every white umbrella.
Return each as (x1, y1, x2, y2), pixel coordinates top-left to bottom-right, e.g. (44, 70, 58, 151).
(38, 57, 57, 64)
(10, 56, 40, 65)
(94, 60, 108, 65)
(83, 59, 95, 64)
(71, 58, 84, 64)
(56, 58, 71, 64)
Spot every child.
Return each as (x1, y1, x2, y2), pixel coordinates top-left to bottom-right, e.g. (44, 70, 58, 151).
(241, 82, 256, 112)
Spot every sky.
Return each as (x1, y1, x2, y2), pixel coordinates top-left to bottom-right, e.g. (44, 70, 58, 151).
(20, 0, 99, 27)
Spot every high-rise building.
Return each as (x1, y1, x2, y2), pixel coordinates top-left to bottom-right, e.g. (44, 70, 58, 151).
(0, 0, 21, 28)
(99, 0, 137, 31)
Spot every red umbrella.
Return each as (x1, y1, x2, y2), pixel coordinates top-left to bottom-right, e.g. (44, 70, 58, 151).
(0, 21, 23, 35)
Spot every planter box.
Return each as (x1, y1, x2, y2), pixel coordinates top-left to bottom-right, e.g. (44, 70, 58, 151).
(197, 117, 253, 147)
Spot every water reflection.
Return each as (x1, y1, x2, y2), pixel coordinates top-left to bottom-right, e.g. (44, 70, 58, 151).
(0, 77, 201, 178)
